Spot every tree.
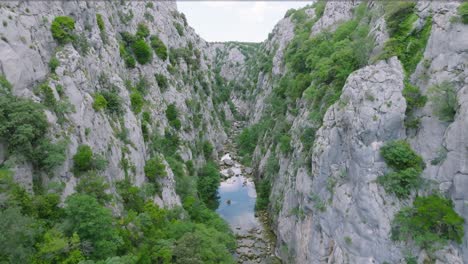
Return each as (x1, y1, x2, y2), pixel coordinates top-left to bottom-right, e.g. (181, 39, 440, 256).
(0, 207, 39, 263)
(51, 16, 75, 44)
(73, 145, 93, 172)
(391, 195, 464, 250)
(144, 157, 167, 182)
(64, 194, 122, 260)
(197, 162, 220, 209)
(428, 81, 458, 122)
(33, 229, 84, 264)
(380, 140, 424, 171)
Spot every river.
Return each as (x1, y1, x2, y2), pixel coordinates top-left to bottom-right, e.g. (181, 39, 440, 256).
(216, 153, 280, 264)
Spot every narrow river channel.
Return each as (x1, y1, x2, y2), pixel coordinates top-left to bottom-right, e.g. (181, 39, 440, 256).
(216, 153, 280, 264)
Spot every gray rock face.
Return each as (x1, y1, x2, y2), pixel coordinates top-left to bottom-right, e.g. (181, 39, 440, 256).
(271, 57, 407, 264)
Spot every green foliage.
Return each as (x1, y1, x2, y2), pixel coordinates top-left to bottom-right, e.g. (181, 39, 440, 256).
(51, 16, 75, 44)
(256, 155, 279, 211)
(48, 56, 60, 73)
(403, 81, 427, 114)
(279, 134, 291, 154)
(377, 168, 422, 199)
(116, 179, 146, 213)
(136, 23, 150, 39)
(391, 195, 464, 250)
(150, 35, 168, 60)
(34, 228, 84, 264)
(197, 162, 221, 209)
(381, 3, 432, 74)
(202, 140, 213, 159)
(155, 73, 168, 91)
(174, 22, 184, 36)
(0, 75, 12, 94)
(73, 145, 93, 172)
(131, 39, 152, 65)
(64, 194, 122, 260)
(75, 172, 111, 204)
(0, 95, 67, 171)
(144, 156, 167, 182)
(459, 2, 468, 24)
(380, 140, 424, 171)
(379, 140, 425, 198)
(96, 13, 105, 32)
(119, 43, 136, 68)
(166, 104, 181, 130)
(38, 83, 56, 109)
(92, 93, 108, 111)
(130, 91, 144, 114)
(151, 131, 180, 158)
(31, 139, 67, 172)
(428, 81, 458, 122)
(0, 207, 40, 263)
(100, 90, 123, 115)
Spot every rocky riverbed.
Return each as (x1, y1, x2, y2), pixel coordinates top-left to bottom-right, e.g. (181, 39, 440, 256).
(216, 128, 280, 264)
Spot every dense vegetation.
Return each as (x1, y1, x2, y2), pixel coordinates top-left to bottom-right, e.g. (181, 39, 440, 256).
(0, 168, 235, 263)
(0, 86, 66, 172)
(378, 140, 425, 198)
(119, 24, 154, 67)
(391, 195, 464, 251)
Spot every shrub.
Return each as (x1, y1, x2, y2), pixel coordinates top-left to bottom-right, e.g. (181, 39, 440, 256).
(279, 135, 292, 154)
(39, 83, 57, 108)
(92, 93, 108, 111)
(130, 91, 144, 114)
(48, 56, 60, 73)
(197, 162, 221, 209)
(101, 90, 123, 115)
(73, 145, 93, 172)
(377, 167, 422, 198)
(166, 104, 181, 130)
(144, 157, 167, 182)
(119, 44, 136, 68)
(174, 22, 184, 36)
(0, 95, 48, 156)
(96, 13, 105, 32)
(403, 81, 427, 114)
(136, 23, 150, 39)
(458, 2, 468, 24)
(0, 75, 12, 94)
(131, 39, 152, 64)
(32, 139, 67, 172)
(155, 73, 168, 91)
(428, 81, 457, 122)
(391, 195, 464, 250)
(150, 35, 168, 60)
(202, 141, 213, 159)
(51, 16, 75, 44)
(380, 140, 424, 171)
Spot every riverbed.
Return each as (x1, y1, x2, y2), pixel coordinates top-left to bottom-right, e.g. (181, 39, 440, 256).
(216, 153, 280, 264)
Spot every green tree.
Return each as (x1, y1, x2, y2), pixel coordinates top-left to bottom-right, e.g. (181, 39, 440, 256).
(391, 195, 464, 250)
(197, 162, 220, 209)
(380, 140, 424, 171)
(0, 207, 39, 264)
(76, 172, 111, 204)
(144, 157, 167, 182)
(33, 229, 84, 264)
(458, 2, 468, 24)
(64, 194, 122, 260)
(73, 145, 93, 172)
(51, 16, 75, 44)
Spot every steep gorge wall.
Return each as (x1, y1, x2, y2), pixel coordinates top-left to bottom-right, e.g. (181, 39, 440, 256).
(0, 0, 233, 208)
(231, 1, 468, 263)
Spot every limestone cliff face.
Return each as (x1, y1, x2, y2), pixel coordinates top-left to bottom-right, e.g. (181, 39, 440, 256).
(237, 1, 468, 263)
(0, 1, 229, 208)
